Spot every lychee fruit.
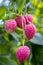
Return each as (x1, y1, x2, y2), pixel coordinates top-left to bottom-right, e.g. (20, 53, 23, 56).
(24, 24, 36, 39)
(15, 15, 26, 28)
(5, 19, 17, 32)
(16, 46, 30, 62)
(24, 14, 33, 24)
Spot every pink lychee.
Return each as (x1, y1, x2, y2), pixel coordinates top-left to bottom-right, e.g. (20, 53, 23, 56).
(16, 46, 30, 62)
(15, 15, 26, 28)
(24, 24, 36, 39)
(24, 14, 33, 24)
(5, 19, 17, 32)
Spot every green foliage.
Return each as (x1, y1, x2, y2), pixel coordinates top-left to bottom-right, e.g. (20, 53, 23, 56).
(16, 0, 26, 13)
(0, 57, 17, 65)
(31, 33, 43, 45)
(0, 6, 8, 19)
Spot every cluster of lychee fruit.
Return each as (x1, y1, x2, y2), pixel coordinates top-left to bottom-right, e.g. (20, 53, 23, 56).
(4, 13, 36, 62)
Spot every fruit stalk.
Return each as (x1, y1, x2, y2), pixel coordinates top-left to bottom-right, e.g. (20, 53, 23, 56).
(20, 62, 24, 65)
(22, 16, 25, 46)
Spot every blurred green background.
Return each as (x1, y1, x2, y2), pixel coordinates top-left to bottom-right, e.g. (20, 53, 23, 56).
(0, 0, 43, 65)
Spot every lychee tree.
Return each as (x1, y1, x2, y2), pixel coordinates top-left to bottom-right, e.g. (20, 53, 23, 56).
(0, 0, 43, 65)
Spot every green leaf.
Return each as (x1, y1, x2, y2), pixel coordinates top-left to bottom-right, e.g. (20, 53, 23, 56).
(30, 33, 43, 45)
(0, 6, 7, 19)
(17, 0, 26, 13)
(0, 57, 17, 65)
(24, 2, 31, 9)
(10, 32, 21, 42)
(0, 39, 12, 55)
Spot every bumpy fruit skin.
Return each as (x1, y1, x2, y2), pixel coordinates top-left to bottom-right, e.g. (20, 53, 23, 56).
(5, 19, 17, 32)
(15, 15, 26, 28)
(24, 14, 33, 23)
(16, 46, 30, 62)
(24, 24, 36, 39)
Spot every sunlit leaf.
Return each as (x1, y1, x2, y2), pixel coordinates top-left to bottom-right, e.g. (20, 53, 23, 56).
(17, 0, 26, 13)
(0, 6, 8, 19)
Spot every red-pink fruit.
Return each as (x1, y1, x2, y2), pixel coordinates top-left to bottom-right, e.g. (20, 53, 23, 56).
(24, 14, 33, 23)
(24, 24, 36, 39)
(15, 15, 26, 28)
(5, 19, 17, 32)
(16, 46, 30, 62)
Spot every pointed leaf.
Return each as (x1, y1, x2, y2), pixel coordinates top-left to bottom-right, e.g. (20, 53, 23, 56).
(17, 0, 26, 13)
(30, 33, 43, 45)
